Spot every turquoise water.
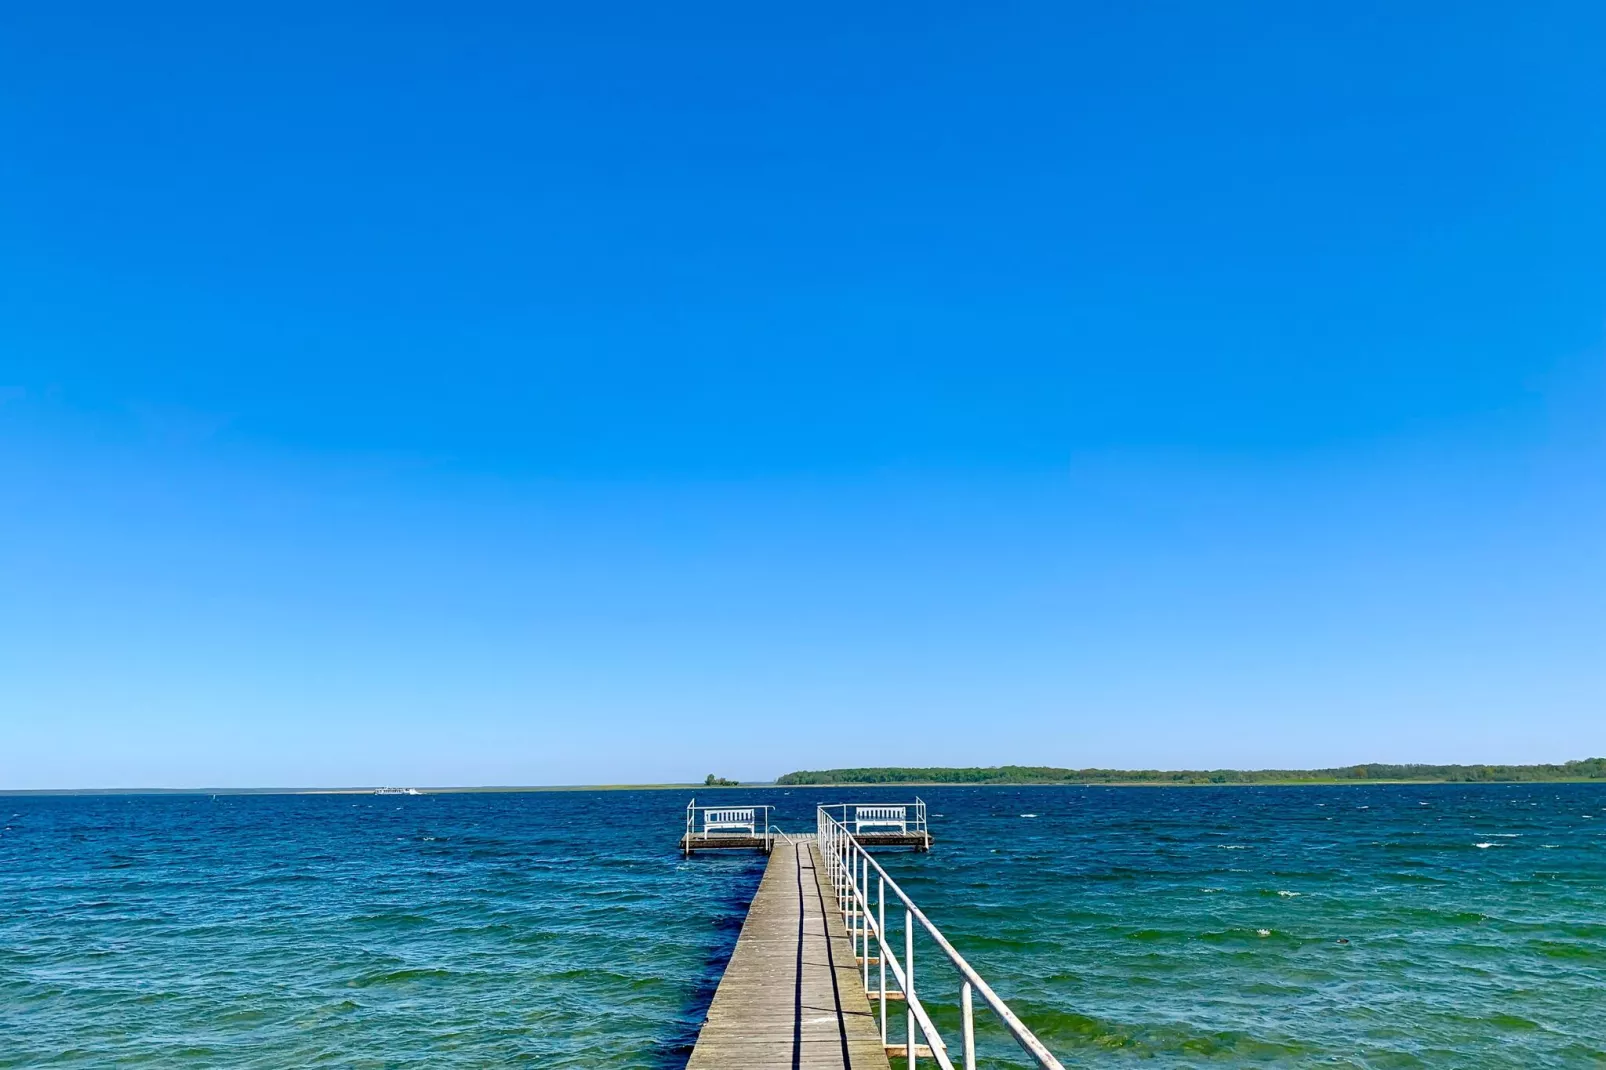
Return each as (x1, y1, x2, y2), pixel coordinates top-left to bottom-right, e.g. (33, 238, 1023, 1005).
(3, 785, 1603, 1067)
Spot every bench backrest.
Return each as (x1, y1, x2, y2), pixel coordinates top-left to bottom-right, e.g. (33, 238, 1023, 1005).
(855, 806, 907, 826)
(705, 808, 756, 827)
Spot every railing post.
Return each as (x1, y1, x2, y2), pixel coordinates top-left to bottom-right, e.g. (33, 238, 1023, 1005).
(843, 841, 851, 922)
(850, 843, 859, 952)
(878, 876, 887, 1045)
(962, 981, 976, 1070)
(835, 830, 842, 910)
(849, 843, 857, 941)
(837, 837, 844, 917)
(831, 825, 838, 904)
(857, 846, 864, 948)
(861, 849, 870, 993)
(905, 907, 915, 1068)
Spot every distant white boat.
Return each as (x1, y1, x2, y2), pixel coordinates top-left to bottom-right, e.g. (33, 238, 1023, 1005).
(375, 787, 423, 796)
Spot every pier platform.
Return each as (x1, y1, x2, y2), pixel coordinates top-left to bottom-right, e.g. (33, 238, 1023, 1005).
(687, 840, 892, 1069)
(841, 831, 930, 850)
(679, 833, 775, 854)
(679, 830, 931, 854)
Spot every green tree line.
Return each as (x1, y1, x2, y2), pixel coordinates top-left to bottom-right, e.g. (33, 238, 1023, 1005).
(776, 759, 1606, 786)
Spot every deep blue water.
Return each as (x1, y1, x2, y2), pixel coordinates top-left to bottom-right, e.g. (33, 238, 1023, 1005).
(2, 784, 1603, 1067)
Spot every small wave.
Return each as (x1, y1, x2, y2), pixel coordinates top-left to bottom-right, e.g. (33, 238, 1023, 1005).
(1474, 842, 1501, 849)
(1019, 813, 1038, 818)
(1126, 928, 1181, 942)
(351, 913, 435, 927)
(1218, 844, 1249, 850)
(1256, 928, 1271, 937)
(1277, 890, 1300, 898)
(348, 967, 454, 989)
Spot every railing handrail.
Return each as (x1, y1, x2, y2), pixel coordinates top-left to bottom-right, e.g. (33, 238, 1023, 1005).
(685, 801, 774, 822)
(686, 800, 775, 813)
(817, 807, 1065, 1070)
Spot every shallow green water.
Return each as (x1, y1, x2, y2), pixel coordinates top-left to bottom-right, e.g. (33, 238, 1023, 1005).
(2, 784, 1602, 1066)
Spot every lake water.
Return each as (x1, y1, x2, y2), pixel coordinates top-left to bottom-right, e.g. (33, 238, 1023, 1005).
(2, 784, 1603, 1067)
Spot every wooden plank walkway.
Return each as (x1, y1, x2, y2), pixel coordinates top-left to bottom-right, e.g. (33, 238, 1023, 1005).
(687, 840, 893, 1070)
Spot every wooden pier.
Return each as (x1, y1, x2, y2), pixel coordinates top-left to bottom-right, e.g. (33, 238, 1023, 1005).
(687, 840, 893, 1069)
(680, 799, 1064, 1070)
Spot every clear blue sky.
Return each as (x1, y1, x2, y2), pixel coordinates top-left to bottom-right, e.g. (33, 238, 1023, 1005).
(2, 3, 1603, 788)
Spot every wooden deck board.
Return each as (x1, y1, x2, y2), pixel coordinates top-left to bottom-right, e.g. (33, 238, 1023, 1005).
(686, 841, 893, 1069)
(679, 834, 775, 853)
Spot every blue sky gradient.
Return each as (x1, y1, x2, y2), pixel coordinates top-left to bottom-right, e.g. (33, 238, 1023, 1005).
(3, 3, 1604, 787)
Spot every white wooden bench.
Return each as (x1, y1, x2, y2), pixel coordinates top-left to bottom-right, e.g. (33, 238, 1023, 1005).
(702, 807, 757, 837)
(854, 805, 908, 834)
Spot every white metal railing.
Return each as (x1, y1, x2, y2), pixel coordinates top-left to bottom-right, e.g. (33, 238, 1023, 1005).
(684, 799, 774, 853)
(817, 798, 931, 848)
(817, 807, 1065, 1070)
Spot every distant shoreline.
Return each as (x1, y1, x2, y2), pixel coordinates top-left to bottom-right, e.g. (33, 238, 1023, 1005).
(0, 784, 718, 796)
(777, 760, 1606, 788)
(5, 775, 1605, 796)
